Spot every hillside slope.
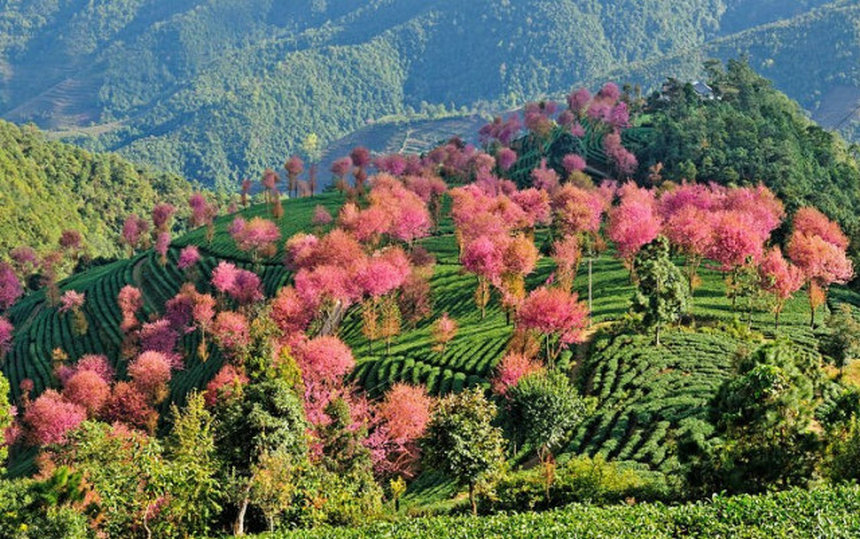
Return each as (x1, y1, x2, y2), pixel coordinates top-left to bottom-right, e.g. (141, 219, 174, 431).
(0, 119, 195, 263)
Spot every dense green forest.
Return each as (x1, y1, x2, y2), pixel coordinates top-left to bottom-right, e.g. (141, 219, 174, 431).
(1, 0, 857, 189)
(0, 119, 195, 263)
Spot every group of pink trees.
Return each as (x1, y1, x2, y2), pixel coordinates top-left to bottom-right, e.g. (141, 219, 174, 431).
(786, 207, 854, 326)
(479, 82, 638, 180)
(19, 348, 173, 445)
(603, 180, 852, 327)
(450, 172, 549, 319)
(276, 168, 443, 477)
(449, 156, 592, 369)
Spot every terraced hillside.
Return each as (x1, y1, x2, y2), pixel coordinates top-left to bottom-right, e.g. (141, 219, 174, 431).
(3, 183, 827, 412)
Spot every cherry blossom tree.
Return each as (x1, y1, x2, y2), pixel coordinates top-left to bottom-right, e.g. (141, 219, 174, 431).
(204, 364, 248, 407)
(211, 311, 251, 359)
(398, 271, 433, 328)
(759, 247, 804, 329)
(270, 286, 312, 338)
(530, 159, 560, 193)
(567, 87, 591, 118)
(510, 188, 551, 231)
(552, 235, 582, 293)
(104, 382, 158, 433)
(607, 185, 661, 271)
(192, 290, 217, 361)
(178, 245, 201, 273)
(74, 354, 115, 384)
(189, 192, 219, 242)
(128, 351, 173, 403)
(496, 148, 517, 173)
(24, 389, 86, 445)
(152, 203, 176, 233)
(230, 217, 281, 262)
(139, 319, 181, 367)
(63, 369, 110, 418)
(351, 147, 372, 189)
(284, 155, 304, 198)
(369, 383, 433, 479)
(0, 263, 23, 311)
(663, 205, 714, 292)
(431, 313, 458, 354)
(292, 335, 355, 425)
(121, 214, 149, 255)
(562, 154, 587, 175)
(787, 209, 854, 327)
(228, 269, 263, 306)
(461, 236, 505, 318)
(491, 353, 544, 396)
(603, 132, 638, 177)
(59, 290, 87, 335)
(516, 287, 590, 362)
(0, 318, 13, 358)
(241, 178, 252, 208)
(211, 261, 240, 296)
(552, 184, 605, 237)
(155, 231, 171, 265)
(312, 205, 333, 231)
(707, 210, 766, 306)
(597, 82, 621, 102)
(58, 230, 83, 263)
(10, 247, 37, 287)
(331, 157, 353, 192)
(118, 285, 143, 333)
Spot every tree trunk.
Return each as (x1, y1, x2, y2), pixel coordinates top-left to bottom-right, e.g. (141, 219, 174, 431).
(588, 258, 593, 312)
(469, 482, 477, 516)
(730, 268, 738, 310)
(655, 324, 661, 346)
(234, 487, 251, 536)
(774, 309, 780, 331)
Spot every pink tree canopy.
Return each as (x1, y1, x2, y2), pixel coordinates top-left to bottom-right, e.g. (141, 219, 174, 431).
(491, 353, 544, 396)
(24, 390, 86, 446)
(517, 287, 590, 360)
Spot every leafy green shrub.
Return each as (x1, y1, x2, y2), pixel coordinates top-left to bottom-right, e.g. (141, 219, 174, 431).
(823, 417, 860, 485)
(422, 388, 505, 515)
(483, 455, 669, 512)
(0, 474, 92, 539)
(502, 370, 594, 456)
(689, 341, 825, 494)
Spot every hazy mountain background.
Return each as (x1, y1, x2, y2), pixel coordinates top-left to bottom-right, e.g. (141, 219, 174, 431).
(0, 0, 857, 190)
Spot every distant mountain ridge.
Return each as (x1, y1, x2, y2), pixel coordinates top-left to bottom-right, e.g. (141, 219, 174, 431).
(0, 0, 857, 190)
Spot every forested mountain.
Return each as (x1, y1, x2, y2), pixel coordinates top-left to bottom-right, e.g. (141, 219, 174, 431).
(600, 1, 860, 137)
(1, 0, 857, 190)
(0, 119, 195, 263)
